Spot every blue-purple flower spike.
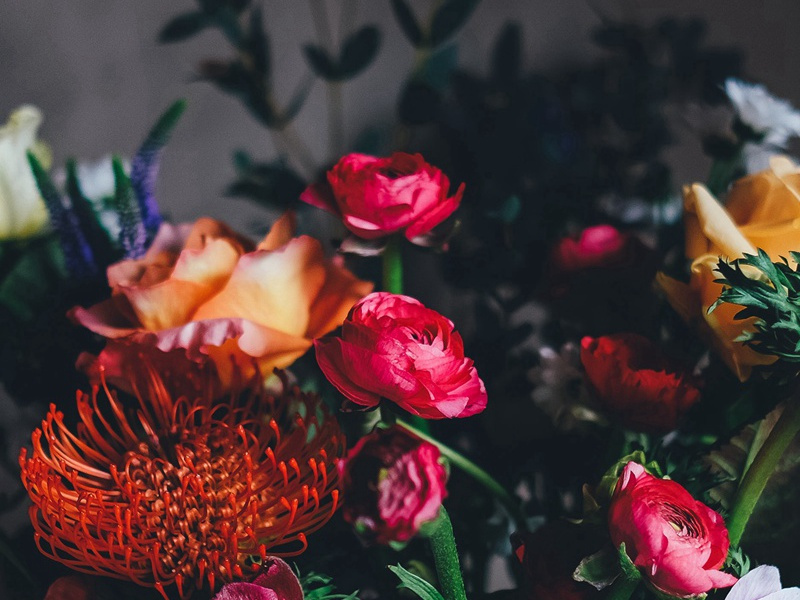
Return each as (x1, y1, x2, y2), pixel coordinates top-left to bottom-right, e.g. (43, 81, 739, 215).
(26, 152, 98, 281)
(129, 99, 188, 245)
(112, 156, 148, 259)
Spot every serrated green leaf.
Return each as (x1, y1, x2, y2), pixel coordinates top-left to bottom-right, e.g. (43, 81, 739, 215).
(388, 565, 445, 600)
(391, 0, 423, 47)
(159, 11, 211, 43)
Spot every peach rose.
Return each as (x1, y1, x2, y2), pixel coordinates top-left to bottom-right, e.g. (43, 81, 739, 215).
(71, 213, 373, 386)
(657, 156, 800, 380)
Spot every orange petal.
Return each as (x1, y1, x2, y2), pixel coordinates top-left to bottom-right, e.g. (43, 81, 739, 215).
(192, 236, 328, 337)
(258, 211, 297, 251)
(119, 238, 241, 331)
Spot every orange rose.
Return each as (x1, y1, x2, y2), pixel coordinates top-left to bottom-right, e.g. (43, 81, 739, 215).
(71, 213, 373, 386)
(657, 157, 800, 380)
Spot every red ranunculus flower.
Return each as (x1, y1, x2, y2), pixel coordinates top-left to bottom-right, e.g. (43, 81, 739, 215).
(580, 333, 701, 433)
(212, 558, 303, 600)
(608, 462, 737, 597)
(338, 425, 447, 544)
(552, 225, 632, 273)
(300, 152, 464, 241)
(315, 292, 487, 419)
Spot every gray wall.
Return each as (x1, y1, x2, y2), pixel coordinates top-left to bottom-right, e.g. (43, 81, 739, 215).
(2, 1, 800, 233)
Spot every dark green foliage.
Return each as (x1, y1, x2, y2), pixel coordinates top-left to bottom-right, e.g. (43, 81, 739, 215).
(158, 11, 212, 43)
(227, 151, 305, 210)
(390, 0, 423, 47)
(304, 26, 381, 82)
(713, 250, 800, 370)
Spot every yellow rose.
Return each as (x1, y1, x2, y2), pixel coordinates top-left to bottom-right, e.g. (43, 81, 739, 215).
(0, 105, 51, 240)
(658, 156, 800, 380)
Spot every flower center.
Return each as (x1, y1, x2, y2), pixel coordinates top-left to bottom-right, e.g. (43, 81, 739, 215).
(661, 502, 705, 538)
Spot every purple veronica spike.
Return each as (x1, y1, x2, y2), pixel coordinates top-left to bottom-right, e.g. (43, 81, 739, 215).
(27, 152, 97, 280)
(129, 100, 187, 244)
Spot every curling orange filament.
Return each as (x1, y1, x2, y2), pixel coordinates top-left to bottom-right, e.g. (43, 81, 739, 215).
(19, 369, 345, 599)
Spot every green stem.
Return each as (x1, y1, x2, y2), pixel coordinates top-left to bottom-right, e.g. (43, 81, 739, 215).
(607, 575, 640, 600)
(397, 418, 527, 532)
(727, 396, 800, 546)
(428, 508, 467, 600)
(382, 237, 404, 295)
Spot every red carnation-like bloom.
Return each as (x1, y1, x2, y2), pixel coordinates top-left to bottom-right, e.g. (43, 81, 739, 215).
(609, 462, 737, 596)
(19, 366, 345, 599)
(580, 333, 701, 433)
(315, 292, 487, 419)
(338, 426, 447, 544)
(300, 152, 464, 242)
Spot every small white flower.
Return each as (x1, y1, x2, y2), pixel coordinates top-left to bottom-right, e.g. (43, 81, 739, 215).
(725, 78, 800, 147)
(726, 565, 800, 600)
(529, 342, 604, 432)
(597, 193, 682, 226)
(0, 105, 51, 240)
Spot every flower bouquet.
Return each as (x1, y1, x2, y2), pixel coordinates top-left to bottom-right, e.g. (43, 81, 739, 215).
(3, 2, 800, 600)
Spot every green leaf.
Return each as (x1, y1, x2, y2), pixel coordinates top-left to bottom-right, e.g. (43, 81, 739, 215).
(706, 404, 785, 510)
(303, 44, 339, 80)
(388, 564, 445, 600)
(572, 546, 621, 590)
(487, 195, 521, 223)
(338, 26, 381, 79)
(491, 22, 522, 84)
(65, 159, 119, 265)
(246, 6, 270, 78)
(391, 0, 423, 47)
(430, 0, 481, 47)
(159, 11, 211, 43)
(0, 235, 65, 321)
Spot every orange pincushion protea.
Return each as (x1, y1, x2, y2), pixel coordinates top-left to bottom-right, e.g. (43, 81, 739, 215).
(19, 368, 345, 599)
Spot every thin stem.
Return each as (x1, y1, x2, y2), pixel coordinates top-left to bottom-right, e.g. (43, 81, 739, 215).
(428, 508, 467, 600)
(727, 396, 800, 546)
(382, 236, 404, 294)
(309, 0, 345, 160)
(271, 123, 317, 179)
(607, 575, 640, 600)
(327, 82, 345, 160)
(397, 418, 527, 532)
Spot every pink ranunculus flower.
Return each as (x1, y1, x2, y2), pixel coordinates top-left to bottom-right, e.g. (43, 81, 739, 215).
(338, 425, 448, 544)
(608, 462, 738, 597)
(212, 558, 303, 600)
(70, 213, 373, 388)
(551, 225, 633, 273)
(300, 152, 464, 242)
(314, 292, 487, 419)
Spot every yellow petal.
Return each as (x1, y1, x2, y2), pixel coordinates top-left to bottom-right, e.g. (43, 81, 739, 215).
(684, 183, 756, 259)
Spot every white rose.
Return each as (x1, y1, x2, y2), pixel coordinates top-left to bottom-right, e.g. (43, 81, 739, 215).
(0, 105, 51, 240)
